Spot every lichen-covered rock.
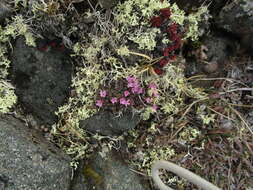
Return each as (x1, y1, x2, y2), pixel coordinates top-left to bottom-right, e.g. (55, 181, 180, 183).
(81, 151, 149, 190)
(0, 2, 11, 21)
(202, 35, 235, 63)
(171, 0, 228, 15)
(0, 115, 72, 190)
(70, 161, 88, 190)
(217, 0, 253, 51)
(185, 34, 235, 77)
(79, 110, 140, 136)
(98, 0, 119, 9)
(11, 37, 73, 125)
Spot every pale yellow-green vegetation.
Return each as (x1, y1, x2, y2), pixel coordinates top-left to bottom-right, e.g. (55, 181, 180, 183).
(52, 62, 106, 160)
(1, 1, 251, 188)
(179, 126, 201, 142)
(131, 145, 175, 175)
(196, 104, 216, 125)
(50, 0, 211, 164)
(128, 28, 161, 50)
(141, 63, 207, 121)
(126, 63, 207, 182)
(0, 81, 17, 113)
(114, 0, 169, 26)
(0, 15, 35, 114)
(170, 3, 210, 41)
(1, 15, 36, 46)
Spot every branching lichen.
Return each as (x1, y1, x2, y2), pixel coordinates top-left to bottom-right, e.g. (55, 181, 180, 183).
(0, 81, 17, 113)
(0, 15, 36, 113)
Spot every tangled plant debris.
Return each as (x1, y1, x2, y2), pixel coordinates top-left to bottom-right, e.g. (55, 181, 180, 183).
(1, 0, 252, 189)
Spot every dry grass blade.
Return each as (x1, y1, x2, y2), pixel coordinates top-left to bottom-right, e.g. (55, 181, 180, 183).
(228, 105, 253, 136)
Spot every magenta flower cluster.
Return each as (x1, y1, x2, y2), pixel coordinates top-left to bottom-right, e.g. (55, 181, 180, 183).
(95, 76, 159, 111)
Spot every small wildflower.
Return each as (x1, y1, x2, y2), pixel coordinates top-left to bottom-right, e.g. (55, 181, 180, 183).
(124, 90, 130, 97)
(131, 86, 143, 94)
(111, 97, 118, 104)
(120, 97, 130, 106)
(145, 97, 152, 104)
(152, 104, 158, 112)
(100, 90, 107, 97)
(137, 87, 144, 94)
(127, 81, 139, 88)
(148, 82, 157, 89)
(126, 76, 137, 83)
(152, 90, 159, 97)
(96, 100, 103, 107)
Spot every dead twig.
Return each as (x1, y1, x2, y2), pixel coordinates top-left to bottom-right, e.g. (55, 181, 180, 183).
(228, 105, 253, 136)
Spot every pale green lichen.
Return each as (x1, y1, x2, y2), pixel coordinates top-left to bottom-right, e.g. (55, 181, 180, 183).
(170, 3, 210, 41)
(170, 3, 186, 25)
(116, 46, 130, 56)
(185, 6, 210, 41)
(132, 145, 175, 176)
(4, 15, 36, 46)
(114, 0, 169, 26)
(129, 28, 160, 50)
(51, 0, 210, 165)
(0, 15, 36, 113)
(141, 106, 156, 121)
(52, 50, 106, 159)
(197, 104, 215, 125)
(141, 63, 207, 121)
(179, 127, 201, 142)
(0, 81, 17, 113)
(72, 35, 108, 63)
(0, 45, 11, 79)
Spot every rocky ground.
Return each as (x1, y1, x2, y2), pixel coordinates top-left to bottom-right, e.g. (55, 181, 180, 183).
(0, 0, 252, 190)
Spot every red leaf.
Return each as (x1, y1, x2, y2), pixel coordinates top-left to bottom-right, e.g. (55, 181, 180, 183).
(154, 68, 164, 75)
(150, 16, 163, 27)
(160, 8, 171, 18)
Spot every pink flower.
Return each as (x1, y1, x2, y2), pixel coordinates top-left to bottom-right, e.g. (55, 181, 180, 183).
(124, 90, 130, 97)
(152, 104, 158, 112)
(145, 97, 152, 104)
(111, 97, 118, 104)
(99, 90, 107, 97)
(119, 97, 130, 107)
(151, 90, 159, 97)
(126, 76, 137, 83)
(131, 86, 143, 94)
(137, 87, 143, 94)
(148, 82, 157, 89)
(127, 76, 140, 89)
(96, 100, 103, 107)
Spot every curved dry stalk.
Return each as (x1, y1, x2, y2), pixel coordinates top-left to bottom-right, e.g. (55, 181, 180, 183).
(151, 160, 221, 190)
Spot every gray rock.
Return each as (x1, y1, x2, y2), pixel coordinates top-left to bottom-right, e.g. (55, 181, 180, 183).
(98, 0, 119, 9)
(217, 0, 253, 51)
(79, 110, 140, 136)
(0, 2, 11, 21)
(70, 161, 88, 190)
(170, 0, 226, 15)
(203, 35, 235, 63)
(0, 115, 72, 190)
(11, 37, 73, 125)
(185, 35, 235, 77)
(81, 151, 149, 190)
